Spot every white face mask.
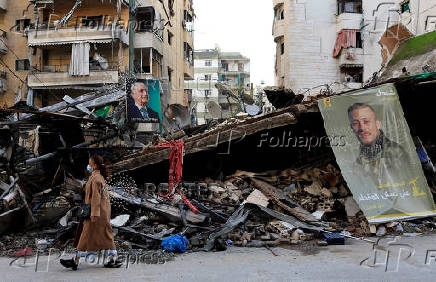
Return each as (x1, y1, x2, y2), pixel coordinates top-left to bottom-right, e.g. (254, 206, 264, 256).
(87, 164, 93, 173)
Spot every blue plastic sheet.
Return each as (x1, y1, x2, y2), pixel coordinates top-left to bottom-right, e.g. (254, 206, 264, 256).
(161, 234, 188, 253)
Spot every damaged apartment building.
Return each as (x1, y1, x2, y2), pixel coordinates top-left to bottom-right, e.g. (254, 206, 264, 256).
(0, 0, 194, 112)
(272, 0, 436, 95)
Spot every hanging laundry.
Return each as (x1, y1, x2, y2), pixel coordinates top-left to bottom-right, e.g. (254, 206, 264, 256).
(333, 29, 358, 57)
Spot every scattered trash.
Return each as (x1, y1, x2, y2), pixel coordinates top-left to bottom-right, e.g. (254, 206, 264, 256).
(322, 233, 345, 245)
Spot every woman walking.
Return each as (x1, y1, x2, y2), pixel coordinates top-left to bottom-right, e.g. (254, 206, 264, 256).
(60, 155, 121, 270)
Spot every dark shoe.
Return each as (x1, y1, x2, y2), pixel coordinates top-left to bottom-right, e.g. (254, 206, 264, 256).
(104, 259, 122, 268)
(60, 258, 78, 271)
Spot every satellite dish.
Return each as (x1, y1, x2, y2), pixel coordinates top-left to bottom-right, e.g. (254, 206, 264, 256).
(165, 104, 191, 129)
(244, 103, 260, 116)
(207, 101, 222, 119)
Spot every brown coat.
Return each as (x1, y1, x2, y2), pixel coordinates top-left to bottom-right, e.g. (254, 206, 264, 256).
(76, 170, 116, 251)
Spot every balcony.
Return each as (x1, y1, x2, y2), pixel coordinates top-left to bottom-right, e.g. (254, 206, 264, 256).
(273, 0, 284, 9)
(337, 0, 362, 14)
(31, 0, 54, 5)
(0, 0, 6, 10)
(336, 12, 363, 32)
(183, 27, 193, 47)
(136, 0, 161, 8)
(184, 60, 194, 80)
(273, 20, 285, 42)
(344, 82, 363, 89)
(339, 48, 363, 66)
(134, 31, 164, 55)
(184, 0, 193, 11)
(219, 69, 250, 76)
(27, 26, 128, 47)
(28, 66, 119, 88)
(0, 30, 6, 54)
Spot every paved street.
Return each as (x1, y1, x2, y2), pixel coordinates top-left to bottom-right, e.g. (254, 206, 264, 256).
(2, 234, 436, 281)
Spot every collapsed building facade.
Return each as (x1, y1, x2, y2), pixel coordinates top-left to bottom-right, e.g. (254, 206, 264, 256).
(0, 70, 435, 254)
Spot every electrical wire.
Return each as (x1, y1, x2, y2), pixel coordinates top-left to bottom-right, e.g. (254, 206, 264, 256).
(0, 57, 26, 85)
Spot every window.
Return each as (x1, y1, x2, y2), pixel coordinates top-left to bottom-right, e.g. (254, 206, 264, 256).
(184, 42, 193, 65)
(204, 89, 210, 97)
(15, 59, 30, 71)
(204, 74, 211, 80)
(280, 10, 284, 20)
(337, 0, 362, 14)
(81, 16, 104, 28)
(205, 60, 212, 66)
(356, 32, 362, 48)
(137, 7, 154, 31)
(168, 67, 173, 82)
(184, 10, 193, 23)
(15, 19, 30, 31)
(168, 31, 173, 45)
(341, 66, 363, 83)
(222, 62, 228, 71)
(401, 1, 410, 13)
(168, 0, 175, 17)
(280, 43, 285, 55)
(23, 19, 31, 30)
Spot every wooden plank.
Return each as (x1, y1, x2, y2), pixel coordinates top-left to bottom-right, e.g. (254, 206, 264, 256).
(251, 178, 318, 223)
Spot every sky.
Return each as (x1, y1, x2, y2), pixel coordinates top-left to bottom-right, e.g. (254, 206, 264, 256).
(193, 0, 276, 86)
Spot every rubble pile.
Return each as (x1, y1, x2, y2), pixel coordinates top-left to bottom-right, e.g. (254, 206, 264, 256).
(1, 129, 436, 257)
(1, 75, 436, 260)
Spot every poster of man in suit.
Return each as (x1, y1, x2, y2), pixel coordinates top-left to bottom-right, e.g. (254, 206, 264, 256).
(127, 79, 161, 124)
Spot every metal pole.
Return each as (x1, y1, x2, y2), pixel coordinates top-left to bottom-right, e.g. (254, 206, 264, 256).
(129, 0, 135, 77)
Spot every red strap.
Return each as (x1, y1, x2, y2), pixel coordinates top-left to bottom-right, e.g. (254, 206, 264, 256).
(155, 141, 198, 214)
(156, 140, 185, 199)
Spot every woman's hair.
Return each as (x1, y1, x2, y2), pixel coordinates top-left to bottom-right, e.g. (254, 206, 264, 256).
(90, 155, 111, 181)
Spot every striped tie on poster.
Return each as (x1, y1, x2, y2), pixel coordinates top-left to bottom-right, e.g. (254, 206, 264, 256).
(318, 83, 436, 223)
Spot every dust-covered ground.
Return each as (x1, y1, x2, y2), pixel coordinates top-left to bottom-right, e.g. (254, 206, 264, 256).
(2, 234, 436, 281)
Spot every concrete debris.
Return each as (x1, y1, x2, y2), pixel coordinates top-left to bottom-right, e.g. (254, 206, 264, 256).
(304, 182, 323, 196)
(243, 189, 269, 207)
(344, 197, 360, 217)
(110, 214, 130, 227)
